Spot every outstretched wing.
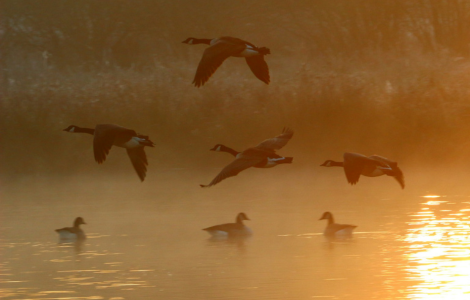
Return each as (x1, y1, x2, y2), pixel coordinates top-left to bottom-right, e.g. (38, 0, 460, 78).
(193, 41, 244, 87)
(370, 155, 405, 189)
(343, 152, 379, 185)
(93, 125, 118, 163)
(201, 154, 265, 187)
(126, 148, 148, 182)
(93, 124, 134, 163)
(256, 128, 294, 151)
(245, 55, 270, 84)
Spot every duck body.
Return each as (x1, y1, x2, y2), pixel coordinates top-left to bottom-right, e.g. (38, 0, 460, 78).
(319, 212, 356, 237)
(320, 152, 404, 189)
(55, 217, 86, 240)
(63, 124, 154, 181)
(201, 128, 293, 187)
(203, 212, 252, 237)
(210, 144, 293, 169)
(183, 36, 270, 87)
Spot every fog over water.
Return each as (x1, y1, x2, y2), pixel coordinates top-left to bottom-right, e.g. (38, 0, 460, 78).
(3, 1, 470, 299)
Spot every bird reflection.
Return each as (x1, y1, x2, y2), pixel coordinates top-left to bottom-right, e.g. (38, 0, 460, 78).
(58, 238, 85, 257)
(205, 235, 251, 253)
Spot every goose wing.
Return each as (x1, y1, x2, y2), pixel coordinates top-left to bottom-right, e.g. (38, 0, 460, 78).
(330, 223, 357, 233)
(201, 150, 266, 187)
(203, 223, 237, 232)
(93, 124, 135, 163)
(246, 56, 270, 84)
(343, 152, 381, 185)
(126, 148, 148, 182)
(193, 41, 245, 87)
(255, 128, 293, 151)
(369, 155, 405, 189)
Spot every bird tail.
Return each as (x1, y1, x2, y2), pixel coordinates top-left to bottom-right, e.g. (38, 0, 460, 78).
(137, 135, 155, 147)
(258, 47, 270, 55)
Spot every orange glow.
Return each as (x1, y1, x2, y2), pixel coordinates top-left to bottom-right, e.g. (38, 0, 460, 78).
(403, 200, 470, 299)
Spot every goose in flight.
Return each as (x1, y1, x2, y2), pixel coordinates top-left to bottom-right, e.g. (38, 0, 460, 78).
(183, 36, 270, 87)
(63, 124, 154, 181)
(201, 128, 293, 187)
(320, 152, 404, 189)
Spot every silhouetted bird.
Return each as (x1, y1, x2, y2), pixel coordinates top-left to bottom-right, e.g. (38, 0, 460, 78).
(183, 36, 270, 87)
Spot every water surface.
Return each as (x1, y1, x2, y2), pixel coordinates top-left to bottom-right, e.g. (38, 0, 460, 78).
(1, 169, 470, 299)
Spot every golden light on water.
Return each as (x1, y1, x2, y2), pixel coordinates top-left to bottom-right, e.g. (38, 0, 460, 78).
(403, 197, 470, 299)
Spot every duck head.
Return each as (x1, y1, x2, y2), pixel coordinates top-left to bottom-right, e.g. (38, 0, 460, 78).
(63, 125, 78, 132)
(319, 212, 333, 221)
(74, 217, 86, 227)
(237, 212, 250, 222)
(182, 38, 196, 44)
(320, 160, 334, 167)
(210, 144, 225, 151)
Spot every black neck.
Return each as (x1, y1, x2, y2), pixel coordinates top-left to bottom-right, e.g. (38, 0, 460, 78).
(221, 146, 240, 157)
(192, 38, 212, 45)
(331, 161, 344, 167)
(327, 216, 335, 225)
(73, 221, 82, 228)
(236, 215, 244, 224)
(75, 127, 95, 135)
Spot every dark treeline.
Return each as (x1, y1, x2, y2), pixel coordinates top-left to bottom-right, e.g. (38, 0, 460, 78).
(2, 0, 470, 177)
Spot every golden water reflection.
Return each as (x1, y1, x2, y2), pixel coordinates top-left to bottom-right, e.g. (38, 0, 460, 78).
(404, 196, 470, 299)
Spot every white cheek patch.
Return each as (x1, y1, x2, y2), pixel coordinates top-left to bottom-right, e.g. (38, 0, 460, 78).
(70, 127, 75, 132)
(216, 145, 221, 151)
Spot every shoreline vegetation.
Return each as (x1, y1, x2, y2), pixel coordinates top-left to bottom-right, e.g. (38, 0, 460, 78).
(2, 0, 470, 176)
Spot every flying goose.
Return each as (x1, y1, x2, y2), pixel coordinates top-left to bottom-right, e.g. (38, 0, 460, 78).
(201, 128, 294, 187)
(319, 212, 357, 237)
(182, 36, 270, 87)
(55, 217, 86, 240)
(63, 124, 155, 181)
(203, 212, 252, 237)
(320, 152, 405, 189)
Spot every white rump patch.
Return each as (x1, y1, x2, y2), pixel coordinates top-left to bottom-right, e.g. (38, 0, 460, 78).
(124, 137, 144, 149)
(239, 48, 260, 57)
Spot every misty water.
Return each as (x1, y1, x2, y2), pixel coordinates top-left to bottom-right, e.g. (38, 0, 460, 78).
(2, 168, 470, 300)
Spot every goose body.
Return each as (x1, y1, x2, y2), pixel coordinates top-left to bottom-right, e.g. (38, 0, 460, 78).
(55, 217, 86, 240)
(183, 36, 270, 87)
(320, 152, 404, 189)
(203, 212, 252, 237)
(201, 128, 294, 187)
(63, 124, 154, 181)
(319, 212, 356, 237)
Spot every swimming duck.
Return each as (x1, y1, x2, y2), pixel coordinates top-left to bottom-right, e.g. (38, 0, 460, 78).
(63, 124, 155, 181)
(55, 217, 86, 240)
(182, 36, 270, 87)
(319, 212, 357, 237)
(201, 128, 294, 187)
(320, 152, 404, 189)
(203, 212, 252, 237)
